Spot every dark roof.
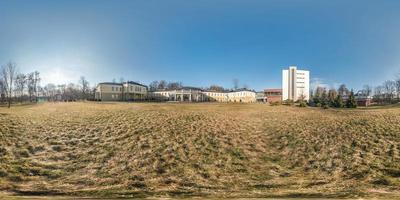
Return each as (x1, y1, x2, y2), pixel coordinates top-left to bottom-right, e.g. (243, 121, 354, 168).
(154, 86, 203, 92)
(98, 81, 148, 88)
(98, 82, 122, 86)
(181, 86, 202, 91)
(264, 88, 282, 92)
(231, 88, 256, 92)
(126, 81, 148, 88)
(203, 90, 229, 93)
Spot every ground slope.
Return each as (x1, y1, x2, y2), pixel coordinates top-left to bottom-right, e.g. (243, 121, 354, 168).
(0, 102, 399, 198)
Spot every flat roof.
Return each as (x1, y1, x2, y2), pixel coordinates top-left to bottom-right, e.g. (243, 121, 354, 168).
(264, 88, 282, 92)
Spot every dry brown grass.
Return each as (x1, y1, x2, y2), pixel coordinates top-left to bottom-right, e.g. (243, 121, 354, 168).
(0, 102, 399, 198)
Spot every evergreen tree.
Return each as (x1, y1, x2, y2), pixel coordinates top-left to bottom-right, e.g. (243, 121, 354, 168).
(346, 90, 357, 108)
(334, 95, 344, 108)
(328, 89, 338, 107)
(321, 90, 328, 107)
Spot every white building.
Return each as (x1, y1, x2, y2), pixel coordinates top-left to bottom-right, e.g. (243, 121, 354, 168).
(282, 66, 310, 101)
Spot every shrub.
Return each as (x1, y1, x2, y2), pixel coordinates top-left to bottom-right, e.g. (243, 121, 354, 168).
(0, 168, 8, 177)
(346, 90, 357, 108)
(0, 147, 7, 157)
(299, 101, 307, 107)
(283, 100, 294, 106)
(334, 95, 344, 108)
(52, 145, 63, 152)
(371, 177, 391, 185)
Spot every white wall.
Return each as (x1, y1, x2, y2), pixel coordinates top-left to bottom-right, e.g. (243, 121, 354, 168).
(282, 69, 289, 101)
(282, 67, 310, 101)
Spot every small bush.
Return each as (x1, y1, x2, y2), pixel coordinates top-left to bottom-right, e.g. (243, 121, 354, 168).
(371, 177, 391, 185)
(15, 149, 30, 158)
(299, 101, 307, 107)
(128, 181, 146, 188)
(52, 145, 63, 152)
(0, 168, 8, 177)
(283, 100, 294, 106)
(0, 147, 7, 157)
(229, 148, 246, 160)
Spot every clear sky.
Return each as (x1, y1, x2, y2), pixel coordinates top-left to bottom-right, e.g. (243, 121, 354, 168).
(0, 0, 399, 91)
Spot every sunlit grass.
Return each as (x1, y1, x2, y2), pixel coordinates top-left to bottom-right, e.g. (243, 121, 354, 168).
(0, 102, 399, 198)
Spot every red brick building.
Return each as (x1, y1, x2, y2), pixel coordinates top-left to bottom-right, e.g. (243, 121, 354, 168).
(264, 89, 282, 103)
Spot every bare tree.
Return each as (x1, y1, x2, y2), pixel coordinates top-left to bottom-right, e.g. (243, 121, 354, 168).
(395, 73, 400, 101)
(383, 80, 396, 103)
(79, 76, 89, 100)
(58, 84, 66, 101)
(374, 86, 384, 104)
(1, 62, 17, 108)
(338, 84, 349, 96)
(149, 81, 159, 92)
(27, 72, 35, 102)
(362, 84, 372, 96)
(33, 71, 40, 102)
(167, 82, 182, 90)
(0, 79, 5, 103)
(15, 73, 27, 102)
(209, 85, 225, 92)
(233, 78, 239, 90)
(158, 80, 167, 90)
(44, 83, 56, 101)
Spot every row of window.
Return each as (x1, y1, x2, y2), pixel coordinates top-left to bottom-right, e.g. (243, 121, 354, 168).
(111, 86, 145, 92)
(155, 92, 254, 97)
(129, 85, 144, 92)
(205, 93, 225, 97)
(111, 86, 122, 91)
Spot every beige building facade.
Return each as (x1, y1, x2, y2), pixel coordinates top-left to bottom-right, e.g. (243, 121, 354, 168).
(95, 81, 256, 103)
(95, 81, 147, 101)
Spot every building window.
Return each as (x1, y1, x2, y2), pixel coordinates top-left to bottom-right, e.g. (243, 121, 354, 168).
(112, 87, 114, 91)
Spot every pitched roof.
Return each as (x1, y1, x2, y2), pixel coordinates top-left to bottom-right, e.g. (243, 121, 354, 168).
(98, 82, 122, 86)
(125, 81, 148, 88)
(98, 81, 148, 88)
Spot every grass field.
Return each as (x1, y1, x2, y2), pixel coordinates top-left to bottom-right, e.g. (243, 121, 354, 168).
(0, 102, 399, 199)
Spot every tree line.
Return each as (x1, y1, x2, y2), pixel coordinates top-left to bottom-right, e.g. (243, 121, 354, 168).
(310, 84, 357, 108)
(309, 72, 400, 108)
(0, 61, 94, 108)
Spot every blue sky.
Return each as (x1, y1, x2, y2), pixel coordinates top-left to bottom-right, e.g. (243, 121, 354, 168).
(0, 0, 399, 91)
